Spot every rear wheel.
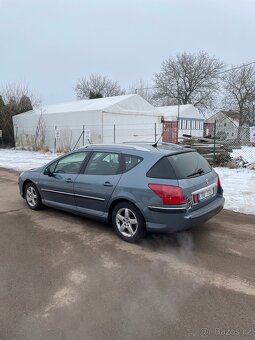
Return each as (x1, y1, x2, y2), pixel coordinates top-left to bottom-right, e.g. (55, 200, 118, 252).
(112, 202, 146, 243)
(25, 182, 42, 210)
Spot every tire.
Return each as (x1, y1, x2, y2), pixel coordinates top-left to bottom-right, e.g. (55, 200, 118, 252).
(112, 202, 146, 243)
(24, 182, 42, 210)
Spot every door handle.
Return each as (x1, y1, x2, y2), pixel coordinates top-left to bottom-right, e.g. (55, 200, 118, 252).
(65, 178, 73, 183)
(103, 181, 113, 187)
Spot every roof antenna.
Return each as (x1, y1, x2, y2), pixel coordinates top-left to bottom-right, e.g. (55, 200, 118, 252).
(152, 122, 169, 148)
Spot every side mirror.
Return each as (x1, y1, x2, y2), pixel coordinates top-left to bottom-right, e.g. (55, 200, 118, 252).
(44, 168, 53, 176)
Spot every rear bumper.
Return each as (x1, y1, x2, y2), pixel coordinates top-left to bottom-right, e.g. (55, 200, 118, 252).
(146, 195, 225, 233)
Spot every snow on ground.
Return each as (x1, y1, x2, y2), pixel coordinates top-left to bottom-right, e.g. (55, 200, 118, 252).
(215, 167, 255, 215)
(231, 146, 255, 164)
(0, 149, 59, 172)
(0, 149, 254, 216)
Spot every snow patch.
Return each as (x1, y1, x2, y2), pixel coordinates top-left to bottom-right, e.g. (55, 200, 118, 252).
(215, 167, 255, 215)
(231, 146, 255, 164)
(42, 287, 77, 317)
(69, 270, 87, 284)
(0, 149, 59, 171)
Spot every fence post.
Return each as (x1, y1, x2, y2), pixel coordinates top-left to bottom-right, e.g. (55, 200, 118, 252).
(213, 120, 216, 167)
(114, 124, 116, 144)
(15, 126, 18, 149)
(82, 125, 85, 146)
(154, 123, 157, 142)
(54, 125, 57, 153)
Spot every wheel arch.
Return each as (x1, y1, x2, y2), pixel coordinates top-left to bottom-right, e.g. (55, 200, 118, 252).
(107, 198, 146, 226)
(22, 180, 37, 198)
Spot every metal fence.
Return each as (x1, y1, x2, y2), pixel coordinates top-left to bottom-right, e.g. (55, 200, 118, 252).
(14, 123, 162, 153)
(203, 121, 254, 167)
(13, 119, 255, 168)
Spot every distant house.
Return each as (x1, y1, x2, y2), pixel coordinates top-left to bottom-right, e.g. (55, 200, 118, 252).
(206, 110, 251, 143)
(206, 111, 239, 141)
(157, 104, 204, 142)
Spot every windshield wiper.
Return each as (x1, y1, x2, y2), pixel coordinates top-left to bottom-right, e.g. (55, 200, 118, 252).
(187, 168, 205, 177)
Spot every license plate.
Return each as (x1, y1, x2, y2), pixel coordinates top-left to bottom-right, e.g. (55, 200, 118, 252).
(198, 187, 214, 200)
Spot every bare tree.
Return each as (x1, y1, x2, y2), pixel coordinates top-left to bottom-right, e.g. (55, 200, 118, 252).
(74, 74, 126, 99)
(1, 82, 41, 108)
(245, 98, 255, 126)
(0, 82, 40, 146)
(222, 64, 255, 129)
(153, 51, 225, 109)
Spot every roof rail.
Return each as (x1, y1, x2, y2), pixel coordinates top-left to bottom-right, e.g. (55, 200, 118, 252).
(79, 143, 150, 152)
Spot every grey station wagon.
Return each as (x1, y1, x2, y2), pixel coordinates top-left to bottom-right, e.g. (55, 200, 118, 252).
(18, 143, 225, 242)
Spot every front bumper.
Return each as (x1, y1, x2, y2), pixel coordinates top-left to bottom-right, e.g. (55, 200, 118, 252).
(18, 176, 24, 198)
(145, 195, 225, 233)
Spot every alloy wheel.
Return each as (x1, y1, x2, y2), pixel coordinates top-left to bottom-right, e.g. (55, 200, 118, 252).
(115, 208, 138, 237)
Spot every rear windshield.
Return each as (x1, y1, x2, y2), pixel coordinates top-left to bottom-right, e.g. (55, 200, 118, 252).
(168, 151, 211, 179)
(147, 151, 211, 180)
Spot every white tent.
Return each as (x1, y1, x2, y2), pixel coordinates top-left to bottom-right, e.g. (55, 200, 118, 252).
(13, 94, 162, 151)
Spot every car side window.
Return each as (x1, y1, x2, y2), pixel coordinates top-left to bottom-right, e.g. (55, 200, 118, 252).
(84, 152, 120, 175)
(53, 152, 88, 174)
(146, 157, 177, 179)
(123, 154, 143, 172)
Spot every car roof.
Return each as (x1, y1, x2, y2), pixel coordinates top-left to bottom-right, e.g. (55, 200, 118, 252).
(78, 142, 191, 156)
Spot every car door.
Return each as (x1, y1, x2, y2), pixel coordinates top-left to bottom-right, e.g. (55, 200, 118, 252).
(74, 151, 122, 217)
(39, 151, 89, 211)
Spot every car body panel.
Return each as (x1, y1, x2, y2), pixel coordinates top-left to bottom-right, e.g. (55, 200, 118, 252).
(39, 172, 78, 209)
(74, 173, 122, 216)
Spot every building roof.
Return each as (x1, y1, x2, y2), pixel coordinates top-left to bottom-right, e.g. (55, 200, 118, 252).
(16, 94, 161, 116)
(221, 110, 240, 120)
(157, 104, 203, 120)
(207, 110, 239, 127)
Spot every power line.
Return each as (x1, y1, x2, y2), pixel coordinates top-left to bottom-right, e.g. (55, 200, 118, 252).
(135, 61, 255, 92)
(216, 61, 255, 75)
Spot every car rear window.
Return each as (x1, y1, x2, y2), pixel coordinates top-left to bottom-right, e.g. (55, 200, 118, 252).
(168, 151, 211, 179)
(146, 157, 177, 179)
(147, 151, 211, 180)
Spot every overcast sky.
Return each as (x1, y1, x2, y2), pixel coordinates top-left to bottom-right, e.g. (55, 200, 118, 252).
(0, 0, 255, 104)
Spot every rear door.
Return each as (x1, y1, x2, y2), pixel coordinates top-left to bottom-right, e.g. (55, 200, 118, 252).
(168, 151, 218, 210)
(74, 151, 122, 217)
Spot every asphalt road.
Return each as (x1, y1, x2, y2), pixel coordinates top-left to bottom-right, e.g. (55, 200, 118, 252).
(0, 169, 255, 340)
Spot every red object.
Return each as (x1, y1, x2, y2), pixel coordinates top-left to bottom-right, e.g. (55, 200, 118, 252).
(193, 194, 198, 204)
(217, 176, 221, 189)
(162, 121, 179, 143)
(148, 184, 187, 205)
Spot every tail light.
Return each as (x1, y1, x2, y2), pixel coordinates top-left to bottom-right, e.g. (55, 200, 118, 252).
(217, 176, 221, 189)
(148, 184, 187, 205)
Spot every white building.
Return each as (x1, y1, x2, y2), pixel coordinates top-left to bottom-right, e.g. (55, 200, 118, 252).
(157, 104, 204, 140)
(13, 94, 162, 151)
(206, 111, 239, 140)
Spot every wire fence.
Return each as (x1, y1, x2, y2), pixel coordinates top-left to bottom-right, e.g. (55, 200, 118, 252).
(202, 120, 254, 167)
(14, 123, 162, 153)
(12, 120, 255, 168)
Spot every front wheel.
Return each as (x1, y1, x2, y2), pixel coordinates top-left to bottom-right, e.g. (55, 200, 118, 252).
(112, 202, 146, 243)
(25, 182, 42, 210)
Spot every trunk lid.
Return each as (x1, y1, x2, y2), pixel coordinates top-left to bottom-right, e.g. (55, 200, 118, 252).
(167, 151, 219, 210)
(178, 170, 218, 211)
